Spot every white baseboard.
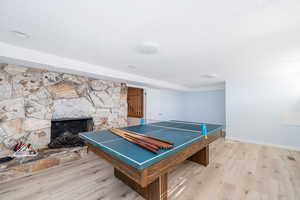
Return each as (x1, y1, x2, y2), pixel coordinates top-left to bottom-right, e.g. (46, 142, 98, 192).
(226, 136, 300, 152)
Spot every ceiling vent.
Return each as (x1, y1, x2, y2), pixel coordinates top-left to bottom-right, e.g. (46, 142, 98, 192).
(201, 74, 218, 78)
(11, 30, 30, 39)
(136, 42, 160, 55)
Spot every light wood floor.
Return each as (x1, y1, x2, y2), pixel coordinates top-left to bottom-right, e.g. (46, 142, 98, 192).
(0, 138, 299, 200)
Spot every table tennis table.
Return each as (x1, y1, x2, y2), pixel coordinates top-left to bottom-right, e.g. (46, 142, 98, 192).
(79, 120, 223, 200)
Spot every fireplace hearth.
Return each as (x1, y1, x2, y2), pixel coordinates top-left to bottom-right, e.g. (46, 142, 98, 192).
(49, 118, 93, 148)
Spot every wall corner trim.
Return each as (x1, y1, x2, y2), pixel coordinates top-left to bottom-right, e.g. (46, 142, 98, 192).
(226, 137, 300, 152)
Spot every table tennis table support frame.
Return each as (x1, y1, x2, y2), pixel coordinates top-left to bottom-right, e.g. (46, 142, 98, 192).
(87, 130, 221, 200)
(187, 145, 209, 166)
(115, 168, 168, 200)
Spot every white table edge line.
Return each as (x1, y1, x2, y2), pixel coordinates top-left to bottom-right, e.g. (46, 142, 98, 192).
(148, 124, 201, 133)
(168, 120, 222, 126)
(80, 127, 222, 167)
(80, 132, 203, 166)
(79, 134, 142, 165)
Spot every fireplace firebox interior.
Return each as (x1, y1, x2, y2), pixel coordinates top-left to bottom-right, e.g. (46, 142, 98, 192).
(49, 118, 93, 148)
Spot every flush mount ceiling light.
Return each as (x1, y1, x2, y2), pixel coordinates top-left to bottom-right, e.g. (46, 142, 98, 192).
(11, 30, 30, 39)
(127, 65, 137, 69)
(136, 42, 160, 55)
(201, 74, 218, 78)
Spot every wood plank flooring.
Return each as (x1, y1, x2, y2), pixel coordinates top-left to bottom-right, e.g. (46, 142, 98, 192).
(0, 138, 299, 200)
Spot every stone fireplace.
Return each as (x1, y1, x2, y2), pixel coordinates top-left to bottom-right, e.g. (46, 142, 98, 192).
(0, 64, 128, 152)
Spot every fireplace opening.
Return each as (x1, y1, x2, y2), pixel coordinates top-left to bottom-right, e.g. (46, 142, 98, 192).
(49, 118, 93, 148)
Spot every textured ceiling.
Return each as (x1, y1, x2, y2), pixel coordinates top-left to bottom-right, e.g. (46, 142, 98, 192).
(0, 0, 299, 89)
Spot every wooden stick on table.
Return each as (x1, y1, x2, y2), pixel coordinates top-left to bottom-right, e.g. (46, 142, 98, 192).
(124, 135, 158, 153)
(125, 130, 174, 145)
(109, 128, 159, 153)
(124, 132, 173, 149)
(110, 128, 173, 149)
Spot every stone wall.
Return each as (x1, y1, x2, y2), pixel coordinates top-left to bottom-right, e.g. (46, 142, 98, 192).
(0, 64, 127, 151)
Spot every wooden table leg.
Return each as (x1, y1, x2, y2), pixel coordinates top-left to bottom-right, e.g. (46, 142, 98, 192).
(114, 168, 168, 200)
(188, 145, 209, 166)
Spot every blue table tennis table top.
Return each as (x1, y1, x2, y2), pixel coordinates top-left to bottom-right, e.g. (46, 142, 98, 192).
(79, 120, 223, 170)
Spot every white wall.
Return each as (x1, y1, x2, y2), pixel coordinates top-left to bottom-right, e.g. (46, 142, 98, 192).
(226, 64, 300, 150)
(143, 87, 225, 125)
(183, 90, 225, 125)
(145, 88, 184, 122)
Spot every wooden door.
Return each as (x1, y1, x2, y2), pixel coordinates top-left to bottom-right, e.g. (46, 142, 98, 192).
(127, 87, 144, 118)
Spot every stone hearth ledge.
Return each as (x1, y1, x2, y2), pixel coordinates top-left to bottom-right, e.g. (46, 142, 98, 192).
(0, 146, 88, 183)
